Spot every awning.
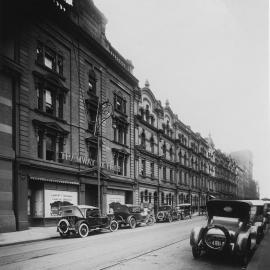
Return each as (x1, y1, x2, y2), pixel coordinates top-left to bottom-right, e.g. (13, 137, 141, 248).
(29, 176, 79, 185)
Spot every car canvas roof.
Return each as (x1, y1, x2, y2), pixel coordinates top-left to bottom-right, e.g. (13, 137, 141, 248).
(206, 200, 251, 220)
(77, 205, 99, 209)
(240, 200, 265, 206)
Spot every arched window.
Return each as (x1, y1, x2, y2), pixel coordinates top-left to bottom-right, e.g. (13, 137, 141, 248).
(144, 190, 148, 201)
(150, 116, 155, 125)
(150, 136, 154, 153)
(162, 143, 166, 157)
(161, 192, 165, 204)
(140, 191, 144, 203)
(145, 105, 150, 122)
(141, 131, 146, 148)
(169, 147, 173, 161)
(149, 193, 152, 203)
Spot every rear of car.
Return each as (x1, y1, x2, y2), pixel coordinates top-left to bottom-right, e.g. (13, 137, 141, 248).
(190, 200, 254, 264)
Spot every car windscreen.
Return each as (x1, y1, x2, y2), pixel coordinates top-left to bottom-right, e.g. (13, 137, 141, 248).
(207, 200, 250, 221)
(60, 206, 84, 218)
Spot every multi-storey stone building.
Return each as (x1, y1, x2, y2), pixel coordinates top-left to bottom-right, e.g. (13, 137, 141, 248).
(0, 0, 254, 233)
(134, 82, 238, 214)
(0, 0, 139, 232)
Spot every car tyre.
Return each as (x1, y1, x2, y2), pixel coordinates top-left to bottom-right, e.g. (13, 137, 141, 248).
(78, 223, 89, 238)
(58, 219, 69, 236)
(129, 217, 137, 229)
(192, 246, 201, 259)
(147, 216, 155, 226)
(109, 220, 119, 232)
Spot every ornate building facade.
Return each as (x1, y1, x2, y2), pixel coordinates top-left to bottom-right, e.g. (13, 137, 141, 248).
(134, 82, 238, 213)
(0, 0, 255, 233)
(0, 0, 138, 232)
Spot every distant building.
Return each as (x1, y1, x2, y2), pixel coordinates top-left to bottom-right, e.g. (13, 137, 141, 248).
(231, 150, 258, 199)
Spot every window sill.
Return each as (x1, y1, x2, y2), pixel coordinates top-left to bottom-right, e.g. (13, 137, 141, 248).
(114, 109, 128, 118)
(35, 61, 66, 81)
(34, 109, 67, 124)
(112, 140, 129, 148)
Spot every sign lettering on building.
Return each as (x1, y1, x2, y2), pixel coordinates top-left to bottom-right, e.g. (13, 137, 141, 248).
(59, 152, 120, 172)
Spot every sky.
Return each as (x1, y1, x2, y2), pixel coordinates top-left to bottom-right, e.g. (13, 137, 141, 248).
(94, 0, 269, 198)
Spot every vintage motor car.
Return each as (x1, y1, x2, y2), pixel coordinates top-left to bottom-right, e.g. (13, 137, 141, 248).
(175, 203, 192, 220)
(241, 200, 267, 242)
(57, 205, 118, 238)
(190, 200, 262, 264)
(109, 202, 155, 229)
(156, 205, 179, 222)
(263, 201, 270, 225)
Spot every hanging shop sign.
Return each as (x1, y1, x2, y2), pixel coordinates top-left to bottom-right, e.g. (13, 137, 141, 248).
(59, 152, 120, 172)
(44, 190, 78, 218)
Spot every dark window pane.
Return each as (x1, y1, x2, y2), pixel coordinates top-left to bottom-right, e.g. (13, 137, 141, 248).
(37, 131, 43, 158)
(45, 90, 53, 114)
(46, 134, 55, 161)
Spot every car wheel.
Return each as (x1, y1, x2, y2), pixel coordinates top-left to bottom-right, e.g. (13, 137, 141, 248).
(58, 219, 69, 235)
(147, 216, 155, 226)
(168, 215, 173, 223)
(192, 246, 201, 259)
(240, 239, 251, 266)
(109, 220, 119, 232)
(129, 217, 137, 229)
(78, 223, 89, 238)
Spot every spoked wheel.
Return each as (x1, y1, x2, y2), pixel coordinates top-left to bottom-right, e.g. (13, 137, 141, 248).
(129, 217, 137, 229)
(58, 219, 69, 237)
(240, 240, 251, 266)
(192, 246, 201, 259)
(78, 223, 89, 238)
(147, 216, 155, 226)
(109, 220, 119, 232)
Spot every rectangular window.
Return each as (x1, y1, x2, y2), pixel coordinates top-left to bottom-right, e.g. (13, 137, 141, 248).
(150, 162, 154, 178)
(36, 87, 43, 110)
(36, 42, 64, 76)
(114, 94, 126, 114)
(45, 134, 56, 161)
(163, 167, 166, 180)
(44, 52, 54, 69)
(37, 131, 43, 159)
(45, 89, 54, 115)
(141, 160, 146, 176)
(170, 169, 173, 182)
(35, 83, 64, 119)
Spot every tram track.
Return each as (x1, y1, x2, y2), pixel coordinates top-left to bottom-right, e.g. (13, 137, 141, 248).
(99, 236, 189, 270)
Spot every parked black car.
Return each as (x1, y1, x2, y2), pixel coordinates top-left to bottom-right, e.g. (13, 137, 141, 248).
(175, 203, 192, 220)
(241, 200, 267, 242)
(57, 205, 118, 238)
(156, 205, 179, 222)
(109, 202, 155, 229)
(190, 200, 263, 265)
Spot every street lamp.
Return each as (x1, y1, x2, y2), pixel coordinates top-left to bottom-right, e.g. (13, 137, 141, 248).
(94, 100, 113, 214)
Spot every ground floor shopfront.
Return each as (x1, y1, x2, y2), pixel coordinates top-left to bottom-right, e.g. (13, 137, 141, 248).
(137, 184, 208, 215)
(15, 162, 136, 230)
